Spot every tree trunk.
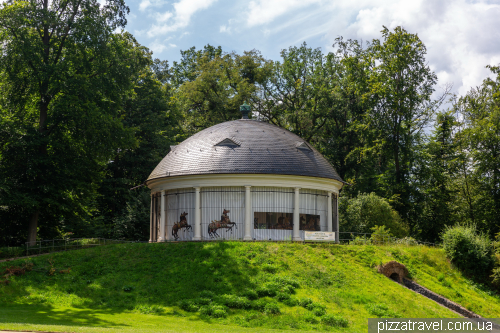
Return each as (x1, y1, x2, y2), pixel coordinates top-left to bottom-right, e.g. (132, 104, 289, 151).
(27, 210, 40, 246)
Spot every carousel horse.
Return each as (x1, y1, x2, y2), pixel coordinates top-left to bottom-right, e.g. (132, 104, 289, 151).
(172, 212, 192, 240)
(208, 209, 237, 238)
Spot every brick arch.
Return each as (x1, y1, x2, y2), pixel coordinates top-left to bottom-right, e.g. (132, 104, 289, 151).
(378, 261, 409, 283)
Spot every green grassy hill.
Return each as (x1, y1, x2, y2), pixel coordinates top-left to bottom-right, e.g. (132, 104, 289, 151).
(1, 242, 499, 333)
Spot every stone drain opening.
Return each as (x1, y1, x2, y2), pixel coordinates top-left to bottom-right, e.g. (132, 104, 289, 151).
(389, 272, 400, 282)
(378, 261, 481, 318)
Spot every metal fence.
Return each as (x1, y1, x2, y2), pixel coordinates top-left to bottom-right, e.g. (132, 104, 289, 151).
(23, 238, 139, 257)
(339, 232, 442, 247)
(0, 233, 442, 261)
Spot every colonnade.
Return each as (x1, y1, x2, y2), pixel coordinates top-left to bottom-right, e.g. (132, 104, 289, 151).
(150, 186, 339, 242)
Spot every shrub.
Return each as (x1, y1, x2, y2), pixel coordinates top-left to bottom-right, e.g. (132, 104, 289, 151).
(199, 290, 215, 300)
(275, 292, 291, 302)
(134, 304, 165, 315)
(351, 236, 372, 245)
(178, 300, 198, 312)
(217, 294, 251, 309)
(193, 297, 212, 306)
(256, 282, 280, 297)
(339, 193, 408, 237)
(322, 314, 349, 327)
(199, 304, 227, 318)
(395, 237, 419, 246)
(271, 276, 300, 289)
(304, 313, 319, 324)
(262, 263, 278, 273)
(366, 303, 400, 317)
(241, 289, 258, 300)
(298, 297, 313, 308)
(370, 225, 393, 245)
(264, 302, 281, 315)
(251, 299, 268, 311)
(442, 224, 494, 279)
(283, 297, 299, 307)
(312, 304, 326, 316)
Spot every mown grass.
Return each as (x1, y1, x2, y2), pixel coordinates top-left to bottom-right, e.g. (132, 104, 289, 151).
(0, 242, 499, 333)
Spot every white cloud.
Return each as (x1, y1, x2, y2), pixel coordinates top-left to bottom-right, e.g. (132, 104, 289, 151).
(246, 0, 322, 27)
(147, 0, 218, 37)
(139, 0, 151, 11)
(335, 0, 500, 95)
(220, 25, 228, 33)
(243, 0, 500, 96)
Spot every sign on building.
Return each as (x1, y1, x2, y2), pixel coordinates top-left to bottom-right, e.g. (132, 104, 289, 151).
(304, 231, 336, 242)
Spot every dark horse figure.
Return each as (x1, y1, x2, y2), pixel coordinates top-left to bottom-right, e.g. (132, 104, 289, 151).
(172, 212, 192, 241)
(208, 209, 237, 239)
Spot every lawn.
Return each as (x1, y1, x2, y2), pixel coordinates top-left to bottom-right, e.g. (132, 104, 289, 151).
(0, 242, 498, 332)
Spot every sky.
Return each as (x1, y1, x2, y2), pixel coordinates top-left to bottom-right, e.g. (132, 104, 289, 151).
(125, 0, 500, 97)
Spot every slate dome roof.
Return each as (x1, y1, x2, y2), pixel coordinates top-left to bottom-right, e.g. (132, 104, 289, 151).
(147, 119, 344, 183)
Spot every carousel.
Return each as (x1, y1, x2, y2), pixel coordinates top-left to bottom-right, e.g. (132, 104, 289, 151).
(145, 104, 345, 242)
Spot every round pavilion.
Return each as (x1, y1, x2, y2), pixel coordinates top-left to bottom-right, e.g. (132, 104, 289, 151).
(145, 105, 345, 242)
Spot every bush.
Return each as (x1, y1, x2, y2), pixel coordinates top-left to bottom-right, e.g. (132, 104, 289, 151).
(241, 289, 258, 300)
(199, 290, 215, 300)
(178, 300, 198, 312)
(442, 224, 494, 279)
(370, 225, 394, 245)
(251, 299, 268, 311)
(256, 282, 280, 297)
(339, 193, 408, 237)
(298, 297, 313, 308)
(322, 314, 349, 327)
(275, 292, 291, 302)
(271, 276, 300, 289)
(217, 294, 251, 309)
(395, 237, 419, 246)
(0, 247, 24, 260)
(264, 302, 281, 315)
(366, 303, 401, 317)
(304, 313, 319, 324)
(283, 297, 299, 307)
(312, 304, 326, 316)
(134, 304, 165, 315)
(199, 304, 227, 318)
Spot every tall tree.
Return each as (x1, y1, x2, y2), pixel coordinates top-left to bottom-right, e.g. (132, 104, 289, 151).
(455, 65, 500, 236)
(172, 45, 270, 133)
(0, 0, 146, 245)
(366, 26, 447, 228)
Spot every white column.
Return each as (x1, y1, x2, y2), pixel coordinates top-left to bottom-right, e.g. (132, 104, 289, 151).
(327, 192, 333, 232)
(293, 187, 301, 241)
(149, 193, 153, 243)
(193, 187, 201, 241)
(335, 192, 339, 243)
(244, 186, 252, 241)
(164, 191, 171, 241)
(159, 190, 166, 242)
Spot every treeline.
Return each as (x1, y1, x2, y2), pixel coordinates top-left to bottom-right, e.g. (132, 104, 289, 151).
(0, 0, 499, 246)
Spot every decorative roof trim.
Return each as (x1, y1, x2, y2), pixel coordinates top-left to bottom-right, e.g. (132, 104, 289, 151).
(296, 142, 312, 151)
(215, 138, 240, 147)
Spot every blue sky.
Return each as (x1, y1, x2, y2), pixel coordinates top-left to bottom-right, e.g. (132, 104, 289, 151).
(123, 0, 500, 96)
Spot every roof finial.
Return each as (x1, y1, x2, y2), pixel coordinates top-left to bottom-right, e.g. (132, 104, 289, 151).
(240, 101, 250, 119)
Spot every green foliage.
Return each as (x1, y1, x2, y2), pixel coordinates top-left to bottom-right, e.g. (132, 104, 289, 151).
(199, 304, 228, 318)
(322, 314, 349, 327)
(263, 302, 280, 315)
(241, 289, 258, 300)
(366, 303, 401, 318)
(340, 193, 408, 237)
(442, 224, 494, 280)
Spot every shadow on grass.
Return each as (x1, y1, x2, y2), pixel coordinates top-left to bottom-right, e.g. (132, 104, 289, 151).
(0, 303, 128, 328)
(0, 242, 260, 312)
